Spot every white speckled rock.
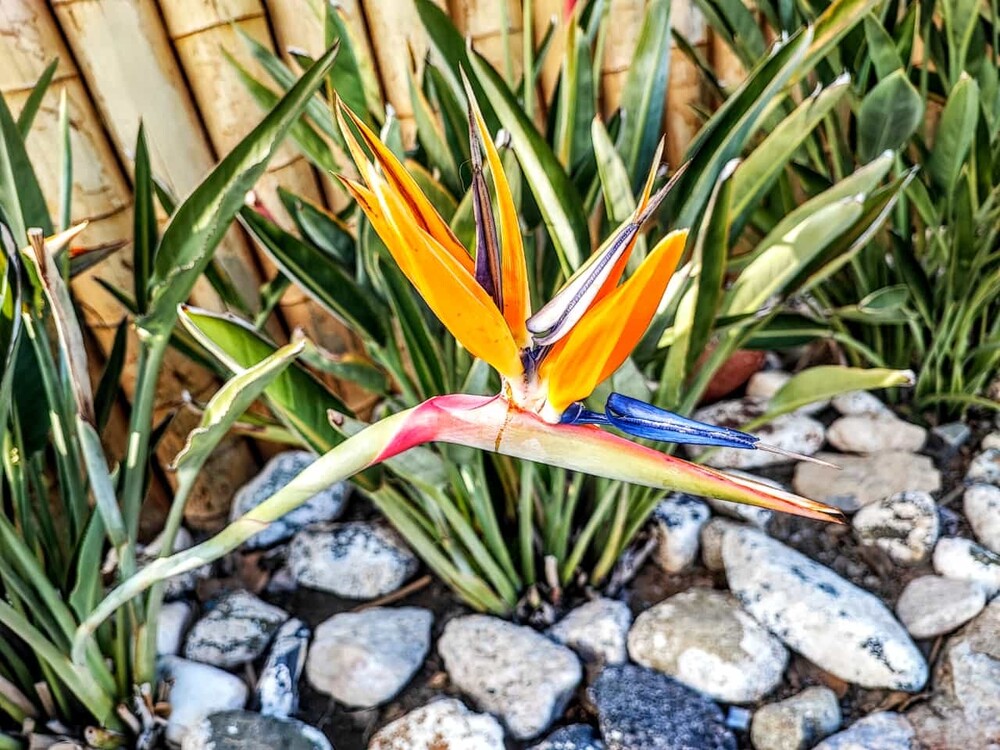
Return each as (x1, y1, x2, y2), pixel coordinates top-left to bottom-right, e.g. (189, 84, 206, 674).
(907, 600, 1000, 749)
(686, 398, 825, 469)
(750, 686, 842, 750)
(966, 448, 1000, 485)
(964, 484, 1000, 554)
(652, 495, 711, 573)
(231, 451, 349, 550)
(700, 518, 744, 572)
(746, 370, 791, 400)
(793, 452, 941, 512)
(157, 601, 193, 657)
(529, 724, 604, 750)
(183, 590, 288, 669)
(852, 491, 939, 566)
(722, 528, 927, 691)
(982, 432, 1000, 450)
(895, 576, 986, 638)
(827, 415, 926, 454)
(628, 588, 787, 703)
(813, 713, 915, 750)
(181, 710, 331, 750)
(258, 619, 310, 719)
(932, 536, 1000, 597)
(159, 656, 248, 745)
(306, 607, 431, 708)
(831, 391, 892, 417)
(368, 698, 505, 750)
(289, 522, 419, 599)
(547, 598, 632, 666)
(438, 615, 582, 740)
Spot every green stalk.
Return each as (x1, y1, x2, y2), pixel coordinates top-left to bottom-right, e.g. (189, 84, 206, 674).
(0, 732, 23, 750)
(522, 0, 534, 119)
(517, 462, 536, 585)
(591, 485, 629, 584)
(561, 485, 617, 584)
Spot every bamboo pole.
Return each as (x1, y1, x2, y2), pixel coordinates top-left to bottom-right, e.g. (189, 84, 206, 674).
(1, 1, 259, 531)
(448, 0, 524, 82)
(532, 0, 564, 105)
(50, 0, 270, 322)
(666, 0, 707, 167)
(599, 0, 644, 117)
(360, 0, 447, 146)
(156, 0, 352, 357)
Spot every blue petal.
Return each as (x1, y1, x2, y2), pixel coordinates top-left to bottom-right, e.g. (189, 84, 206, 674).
(560, 402, 610, 426)
(604, 393, 758, 448)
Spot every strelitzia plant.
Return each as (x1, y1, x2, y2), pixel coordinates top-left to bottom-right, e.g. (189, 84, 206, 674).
(73, 91, 844, 661)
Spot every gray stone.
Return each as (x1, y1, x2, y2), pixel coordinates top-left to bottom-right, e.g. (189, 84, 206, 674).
(827, 415, 926, 454)
(589, 664, 736, 750)
(289, 522, 419, 599)
(964, 483, 1000, 554)
(627, 588, 788, 703)
(813, 713, 915, 750)
(652, 495, 710, 573)
(232, 451, 349, 550)
(306, 606, 431, 708)
(438, 615, 581, 740)
(529, 725, 604, 750)
(258, 618, 310, 719)
(932, 536, 1000, 597)
(159, 656, 248, 745)
(932, 421, 972, 451)
(183, 590, 288, 669)
(686, 398, 825, 469)
(157, 601, 193, 657)
(181, 710, 331, 750)
(831, 391, 892, 417)
(852, 491, 939, 566)
(700, 518, 743, 572)
(547, 598, 631, 666)
(793, 452, 941, 512)
(722, 527, 927, 691)
(966, 448, 1000, 485)
(895, 575, 986, 639)
(907, 600, 1000, 749)
(368, 698, 504, 750)
(750, 686, 842, 750)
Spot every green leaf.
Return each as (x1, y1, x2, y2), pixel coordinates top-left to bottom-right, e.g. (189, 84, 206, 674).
(749, 366, 915, 425)
(592, 117, 646, 264)
(325, 3, 380, 123)
(16, 59, 59, 138)
(928, 74, 980, 193)
(857, 69, 924, 162)
(133, 124, 157, 313)
(146, 43, 340, 333)
(553, 18, 596, 172)
(794, 0, 883, 83)
(0, 87, 53, 245)
(940, 0, 981, 85)
(731, 74, 850, 231)
(94, 318, 127, 434)
(618, 0, 671, 189)
(408, 67, 461, 194)
(69, 512, 106, 622)
(469, 50, 588, 273)
(174, 340, 304, 471)
(863, 14, 904, 78)
(278, 188, 356, 267)
(239, 207, 387, 344)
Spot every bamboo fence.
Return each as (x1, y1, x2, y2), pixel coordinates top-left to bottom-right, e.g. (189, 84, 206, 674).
(1, 0, 734, 529)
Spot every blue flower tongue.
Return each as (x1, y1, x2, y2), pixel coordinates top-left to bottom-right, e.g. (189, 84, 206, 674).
(604, 393, 840, 467)
(605, 393, 757, 447)
(559, 402, 609, 426)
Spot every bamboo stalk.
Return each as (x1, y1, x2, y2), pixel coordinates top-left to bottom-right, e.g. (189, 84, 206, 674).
(50, 0, 270, 321)
(532, 0, 564, 104)
(449, 0, 524, 82)
(156, 0, 352, 358)
(666, 0, 707, 166)
(360, 0, 447, 146)
(599, 0, 645, 117)
(2, 1, 261, 532)
(710, 0, 752, 91)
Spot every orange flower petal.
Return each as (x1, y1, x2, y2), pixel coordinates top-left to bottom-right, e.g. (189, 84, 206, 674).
(465, 77, 531, 346)
(541, 229, 687, 411)
(369, 175, 523, 380)
(337, 102, 472, 274)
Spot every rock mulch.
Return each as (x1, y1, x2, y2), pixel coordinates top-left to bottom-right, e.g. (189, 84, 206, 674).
(158, 382, 1000, 750)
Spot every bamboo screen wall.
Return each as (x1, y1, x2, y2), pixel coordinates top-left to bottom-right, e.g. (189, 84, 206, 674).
(0, 0, 744, 531)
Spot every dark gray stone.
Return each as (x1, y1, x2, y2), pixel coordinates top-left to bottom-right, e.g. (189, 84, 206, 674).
(181, 710, 331, 750)
(529, 724, 605, 750)
(589, 664, 736, 750)
(183, 590, 288, 669)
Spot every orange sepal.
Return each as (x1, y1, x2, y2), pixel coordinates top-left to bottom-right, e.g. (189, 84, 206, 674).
(541, 229, 687, 411)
